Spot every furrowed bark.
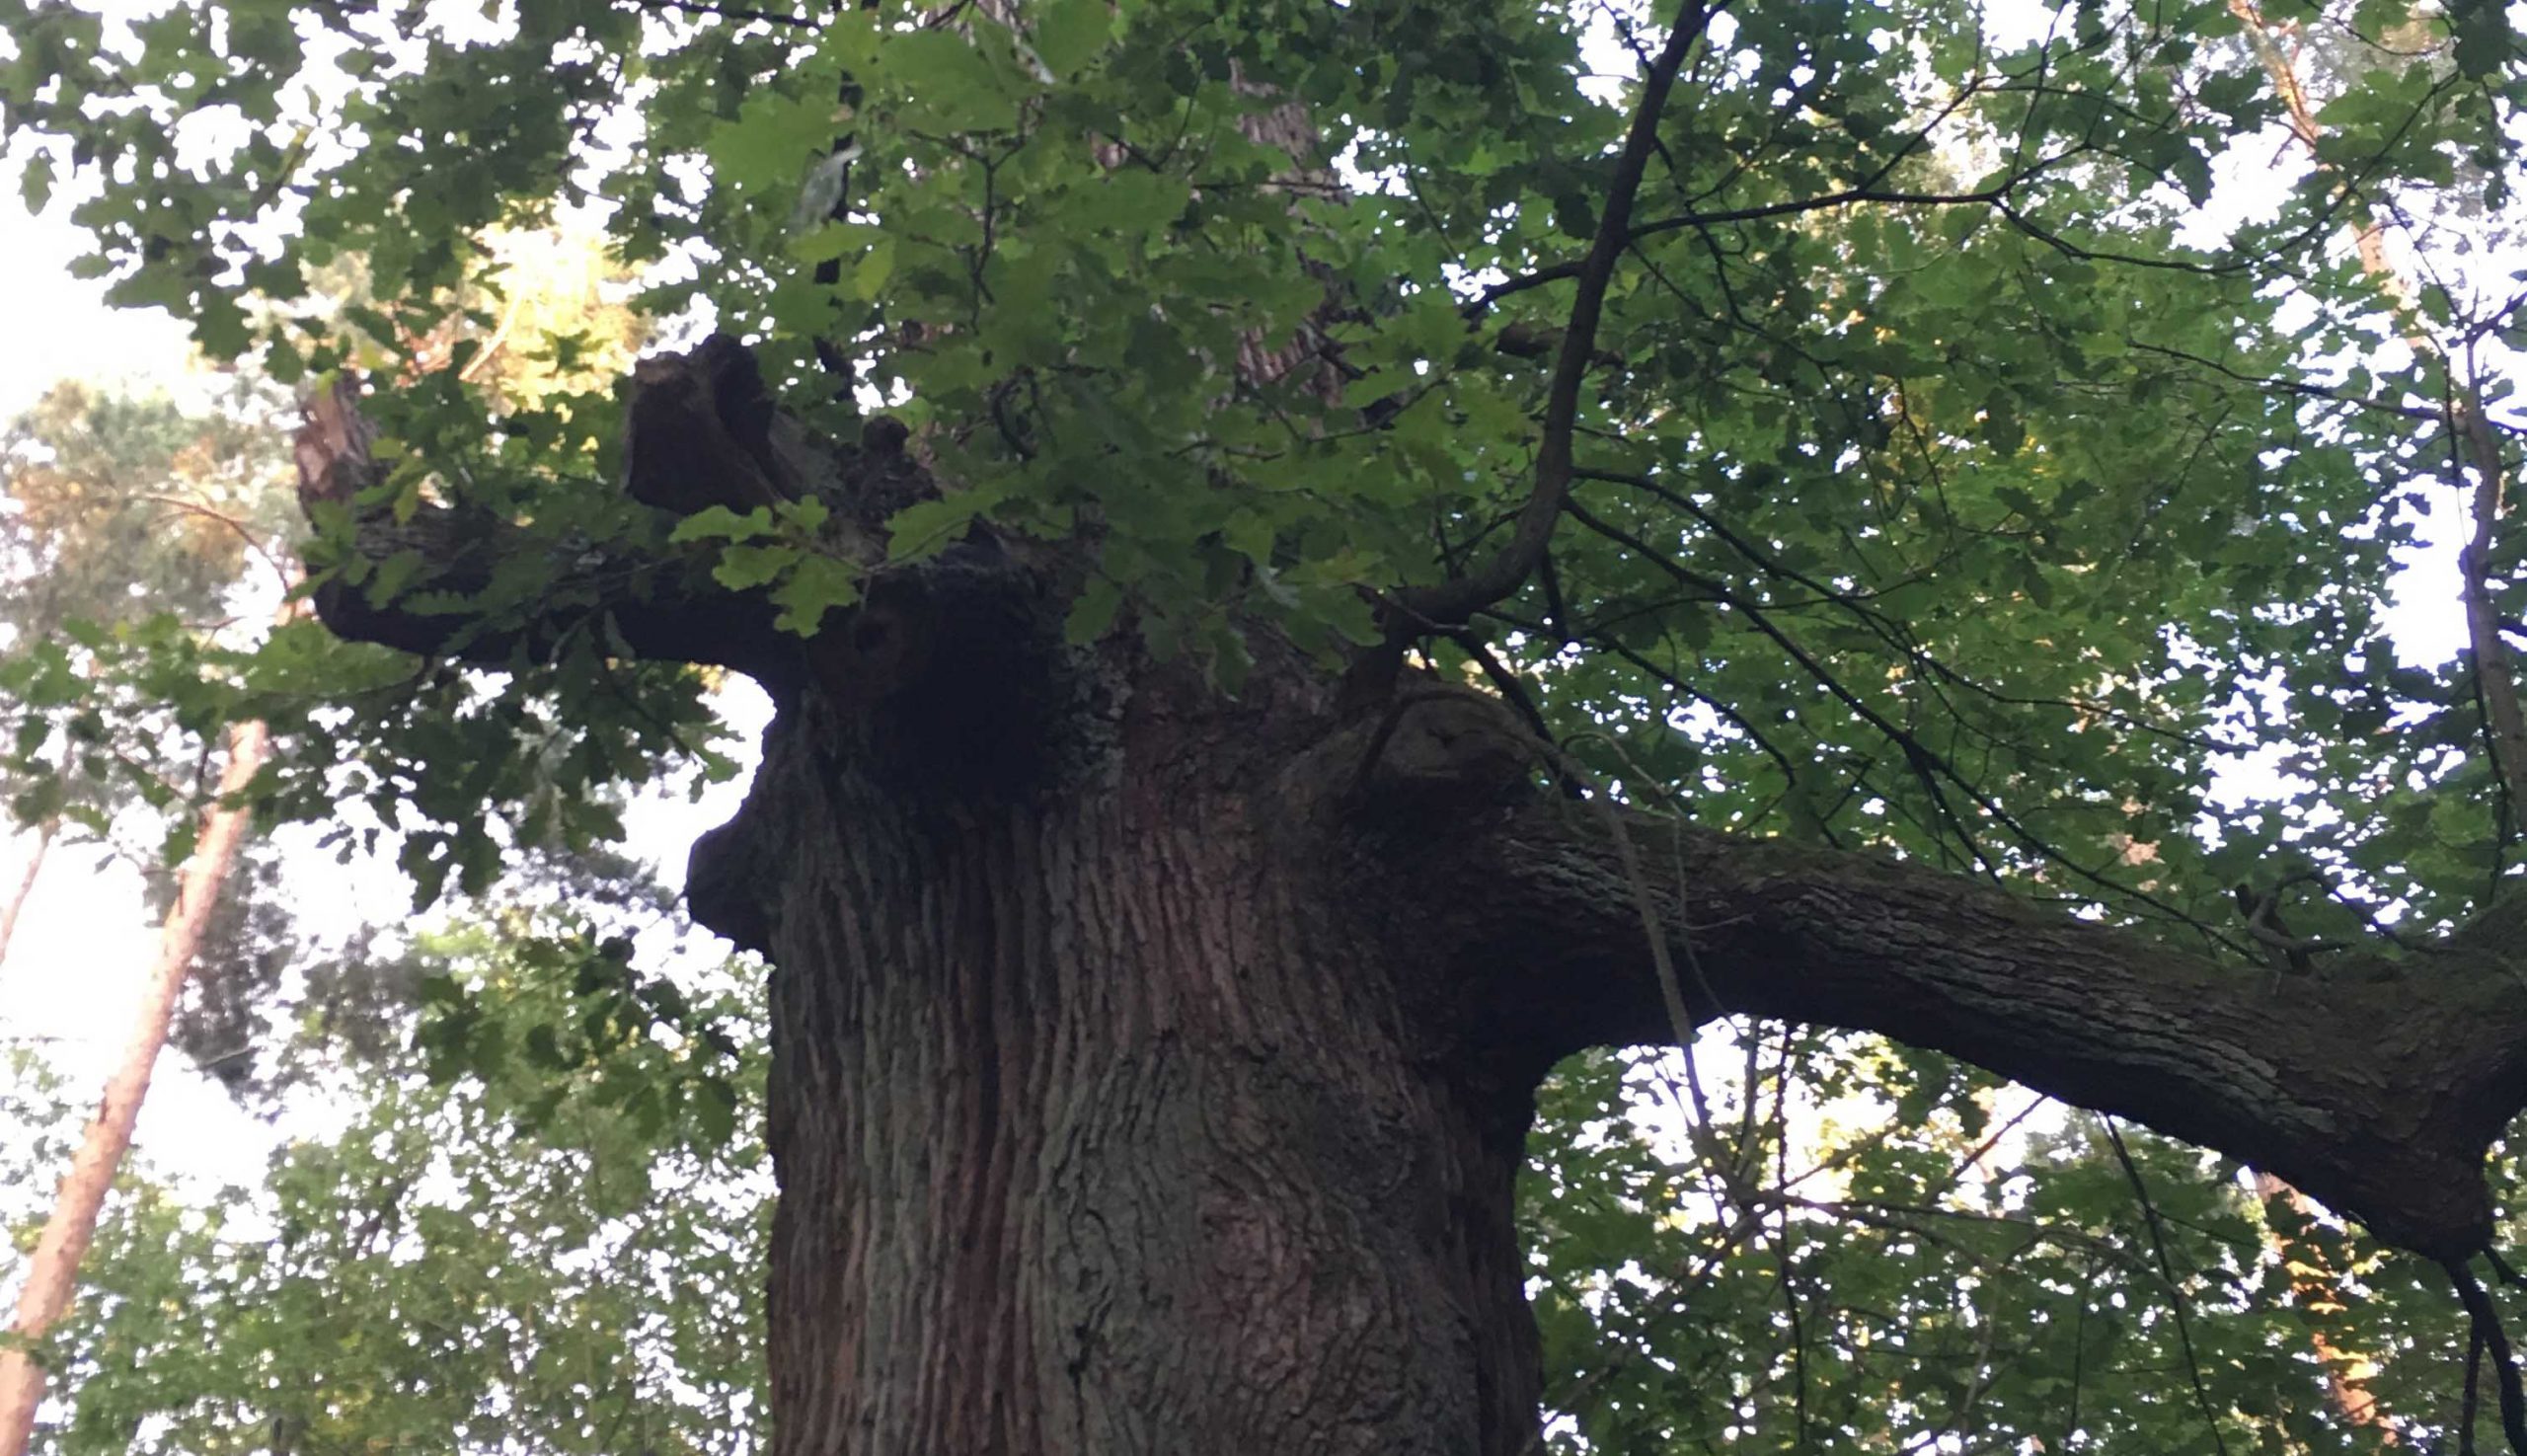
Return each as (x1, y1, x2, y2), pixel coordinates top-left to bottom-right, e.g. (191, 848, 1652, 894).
(698, 671, 1547, 1455)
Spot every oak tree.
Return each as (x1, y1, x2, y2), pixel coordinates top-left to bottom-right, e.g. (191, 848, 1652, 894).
(6, 0, 2527, 1449)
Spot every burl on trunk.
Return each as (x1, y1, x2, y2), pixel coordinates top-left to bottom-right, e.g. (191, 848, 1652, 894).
(299, 337, 2527, 1456)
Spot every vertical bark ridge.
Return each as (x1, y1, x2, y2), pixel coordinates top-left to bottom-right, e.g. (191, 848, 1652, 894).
(717, 684, 1545, 1455)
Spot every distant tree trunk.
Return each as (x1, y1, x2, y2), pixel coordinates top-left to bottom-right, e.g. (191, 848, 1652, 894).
(2221, 24, 2499, 1430)
(2255, 1173, 2398, 1435)
(0, 717, 271, 1456)
(0, 815, 59, 973)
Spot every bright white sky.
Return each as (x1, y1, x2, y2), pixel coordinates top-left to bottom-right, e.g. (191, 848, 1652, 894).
(0, 197, 192, 419)
(0, 0, 2515, 1203)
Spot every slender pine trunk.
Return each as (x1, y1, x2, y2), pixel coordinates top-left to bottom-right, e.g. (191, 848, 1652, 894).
(2222, 23, 2457, 1438)
(0, 815, 59, 974)
(0, 717, 272, 1456)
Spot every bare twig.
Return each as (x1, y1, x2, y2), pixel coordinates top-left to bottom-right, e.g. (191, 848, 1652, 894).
(1392, 0, 1723, 640)
(137, 495, 294, 594)
(625, 0, 816, 27)
(2103, 1119, 2232, 1456)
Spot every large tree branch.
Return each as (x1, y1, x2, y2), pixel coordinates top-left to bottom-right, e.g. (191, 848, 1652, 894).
(287, 490, 802, 686)
(1348, 703, 2527, 1259)
(294, 335, 1073, 768)
(290, 337, 919, 691)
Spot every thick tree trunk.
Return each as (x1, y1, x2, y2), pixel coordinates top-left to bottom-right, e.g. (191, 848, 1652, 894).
(678, 597, 2527, 1448)
(691, 654, 1548, 1454)
(0, 719, 270, 1456)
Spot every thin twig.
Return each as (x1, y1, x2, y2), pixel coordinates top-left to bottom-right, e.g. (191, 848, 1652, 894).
(137, 495, 294, 594)
(1392, 0, 1722, 639)
(2103, 1119, 2232, 1456)
(626, 0, 816, 26)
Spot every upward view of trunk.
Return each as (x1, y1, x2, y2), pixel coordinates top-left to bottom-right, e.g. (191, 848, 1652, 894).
(295, 339, 2527, 1455)
(0, 717, 273, 1456)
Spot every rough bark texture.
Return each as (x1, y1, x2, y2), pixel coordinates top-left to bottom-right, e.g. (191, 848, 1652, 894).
(0, 719, 271, 1456)
(295, 338, 2527, 1455)
(696, 665, 1546, 1454)
(1401, 794, 2527, 1257)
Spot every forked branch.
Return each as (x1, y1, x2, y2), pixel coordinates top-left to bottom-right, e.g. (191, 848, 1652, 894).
(289, 339, 901, 690)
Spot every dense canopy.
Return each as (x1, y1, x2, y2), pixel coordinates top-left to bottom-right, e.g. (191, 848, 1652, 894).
(0, 0, 2515, 908)
(4, 0, 2527, 1449)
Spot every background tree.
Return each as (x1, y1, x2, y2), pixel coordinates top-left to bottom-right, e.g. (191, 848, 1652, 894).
(0, 875, 766, 1456)
(0, 380, 293, 966)
(0, 223, 656, 1443)
(0, 374, 307, 1452)
(4, 0, 2525, 1452)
